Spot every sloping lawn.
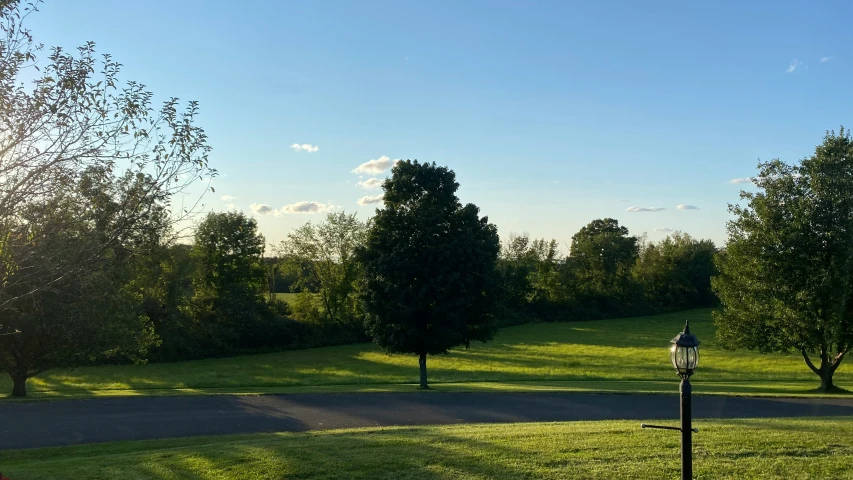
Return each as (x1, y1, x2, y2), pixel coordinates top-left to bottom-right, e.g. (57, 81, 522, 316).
(3, 418, 853, 479)
(6, 309, 850, 398)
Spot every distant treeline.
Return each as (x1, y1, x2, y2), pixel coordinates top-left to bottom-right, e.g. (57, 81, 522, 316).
(136, 212, 718, 362)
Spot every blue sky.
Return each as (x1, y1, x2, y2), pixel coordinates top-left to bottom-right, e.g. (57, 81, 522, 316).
(27, 0, 853, 249)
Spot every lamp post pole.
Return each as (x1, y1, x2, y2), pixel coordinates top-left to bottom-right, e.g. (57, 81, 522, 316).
(641, 320, 699, 480)
(680, 376, 692, 480)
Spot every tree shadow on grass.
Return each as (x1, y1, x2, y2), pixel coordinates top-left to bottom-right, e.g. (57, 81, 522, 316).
(4, 429, 559, 480)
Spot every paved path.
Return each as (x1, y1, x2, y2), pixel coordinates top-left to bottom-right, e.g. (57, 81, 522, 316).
(1, 392, 853, 450)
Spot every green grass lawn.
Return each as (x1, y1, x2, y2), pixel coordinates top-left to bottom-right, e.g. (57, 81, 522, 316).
(274, 292, 318, 306)
(3, 417, 853, 479)
(8, 309, 851, 398)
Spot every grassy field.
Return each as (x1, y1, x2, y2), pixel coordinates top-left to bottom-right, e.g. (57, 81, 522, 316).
(273, 292, 306, 304)
(3, 417, 853, 478)
(6, 309, 851, 398)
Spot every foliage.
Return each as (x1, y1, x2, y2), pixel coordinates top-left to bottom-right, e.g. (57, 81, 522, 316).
(357, 160, 501, 388)
(634, 232, 718, 309)
(186, 212, 271, 354)
(568, 218, 639, 296)
(277, 212, 368, 326)
(0, 1, 214, 321)
(0, 194, 159, 396)
(289, 292, 323, 323)
(0, 1, 213, 394)
(713, 128, 853, 391)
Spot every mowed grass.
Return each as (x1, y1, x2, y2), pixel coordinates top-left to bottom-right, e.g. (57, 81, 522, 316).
(9, 309, 852, 398)
(3, 418, 853, 479)
(273, 292, 311, 305)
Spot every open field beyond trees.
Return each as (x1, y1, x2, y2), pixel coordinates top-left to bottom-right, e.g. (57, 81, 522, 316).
(3, 418, 853, 479)
(8, 309, 850, 399)
(273, 292, 314, 305)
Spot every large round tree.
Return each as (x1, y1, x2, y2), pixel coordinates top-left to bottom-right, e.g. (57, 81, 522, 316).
(713, 129, 853, 392)
(357, 160, 500, 389)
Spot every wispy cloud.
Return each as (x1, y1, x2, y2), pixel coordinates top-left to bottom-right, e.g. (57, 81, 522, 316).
(220, 195, 236, 201)
(676, 204, 700, 211)
(290, 143, 319, 153)
(352, 156, 397, 174)
(625, 206, 665, 212)
(820, 56, 833, 63)
(357, 195, 384, 206)
(357, 178, 383, 190)
(728, 178, 752, 184)
(654, 227, 675, 233)
(786, 58, 801, 73)
(225, 204, 237, 211)
(281, 201, 338, 214)
(250, 203, 275, 215)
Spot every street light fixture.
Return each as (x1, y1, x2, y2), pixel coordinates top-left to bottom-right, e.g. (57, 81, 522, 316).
(641, 320, 700, 480)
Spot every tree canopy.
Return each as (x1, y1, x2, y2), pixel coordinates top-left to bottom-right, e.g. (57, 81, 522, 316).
(277, 211, 367, 327)
(188, 211, 269, 351)
(357, 160, 501, 388)
(713, 128, 853, 391)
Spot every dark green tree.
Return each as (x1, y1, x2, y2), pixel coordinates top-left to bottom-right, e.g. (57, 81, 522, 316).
(189, 211, 268, 352)
(634, 232, 717, 309)
(713, 129, 853, 391)
(568, 218, 641, 310)
(357, 160, 501, 389)
(0, 193, 158, 396)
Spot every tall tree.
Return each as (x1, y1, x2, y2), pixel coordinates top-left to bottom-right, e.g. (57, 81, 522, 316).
(568, 218, 640, 304)
(189, 211, 268, 352)
(0, 192, 158, 396)
(713, 129, 853, 391)
(357, 160, 501, 389)
(277, 212, 367, 326)
(0, 2, 214, 338)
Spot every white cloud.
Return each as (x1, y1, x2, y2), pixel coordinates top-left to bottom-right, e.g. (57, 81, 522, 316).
(357, 178, 383, 190)
(728, 177, 752, 184)
(786, 58, 801, 73)
(250, 203, 275, 215)
(625, 206, 665, 212)
(676, 204, 700, 210)
(357, 195, 384, 206)
(280, 201, 338, 214)
(220, 195, 236, 201)
(352, 156, 397, 174)
(225, 203, 237, 211)
(820, 56, 833, 63)
(290, 143, 319, 153)
(654, 228, 675, 233)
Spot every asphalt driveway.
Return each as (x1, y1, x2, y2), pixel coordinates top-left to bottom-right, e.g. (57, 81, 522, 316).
(1, 392, 852, 450)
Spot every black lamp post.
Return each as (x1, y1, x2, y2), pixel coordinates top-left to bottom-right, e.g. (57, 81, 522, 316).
(642, 320, 700, 480)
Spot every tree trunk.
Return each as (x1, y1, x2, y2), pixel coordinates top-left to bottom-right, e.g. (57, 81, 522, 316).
(802, 348, 844, 393)
(819, 371, 835, 392)
(418, 352, 429, 390)
(10, 373, 26, 398)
